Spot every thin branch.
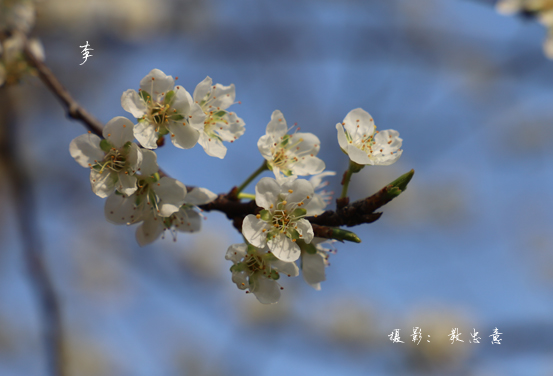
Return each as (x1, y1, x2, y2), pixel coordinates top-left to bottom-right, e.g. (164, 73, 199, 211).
(0, 87, 67, 376)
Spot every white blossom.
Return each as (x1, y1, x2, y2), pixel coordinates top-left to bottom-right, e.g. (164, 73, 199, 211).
(193, 76, 245, 159)
(104, 150, 189, 246)
(134, 186, 218, 246)
(121, 68, 206, 149)
(336, 108, 402, 166)
(258, 110, 325, 183)
(69, 116, 142, 198)
(242, 177, 314, 262)
(225, 243, 299, 304)
(0, 32, 43, 87)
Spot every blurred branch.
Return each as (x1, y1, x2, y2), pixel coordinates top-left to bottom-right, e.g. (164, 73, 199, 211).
(0, 87, 67, 376)
(22, 38, 411, 242)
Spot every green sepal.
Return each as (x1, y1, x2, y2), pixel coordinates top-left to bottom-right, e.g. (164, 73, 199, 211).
(348, 160, 365, 174)
(213, 110, 226, 118)
(170, 114, 184, 121)
(163, 90, 175, 105)
(259, 209, 271, 221)
(292, 208, 306, 218)
(269, 270, 280, 280)
(139, 90, 151, 103)
(100, 139, 112, 152)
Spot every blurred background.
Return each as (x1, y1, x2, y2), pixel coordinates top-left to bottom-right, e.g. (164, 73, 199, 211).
(1, 0, 553, 375)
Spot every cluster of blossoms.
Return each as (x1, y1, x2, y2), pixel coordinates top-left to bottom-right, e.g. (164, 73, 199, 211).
(497, 0, 553, 58)
(69, 69, 404, 304)
(224, 108, 402, 303)
(70, 69, 245, 244)
(0, 0, 43, 87)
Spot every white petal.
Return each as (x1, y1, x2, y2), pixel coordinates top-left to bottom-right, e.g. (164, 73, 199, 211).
(284, 178, 314, 206)
(117, 172, 137, 196)
(296, 219, 314, 244)
(170, 85, 192, 114)
(257, 134, 274, 160)
(69, 133, 104, 168)
(127, 143, 142, 173)
(174, 208, 202, 233)
(302, 252, 326, 290)
(167, 120, 200, 149)
(198, 132, 227, 159)
(309, 171, 336, 191)
(139, 69, 174, 96)
(255, 177, 281, 209)
(242, 215, 269, 248)
(103, 116, 135, 148)
(347, 144, 372, 165)
(292, 156, 326, 176)
(152, 177, 187, 217)
(225, 243, 248, 263)
(266, 110, 288, 138)
(121, 89, 147, 118)
(134, 121, 158, 149)
(249, 274, 280, 304)
(90, 169, 116, 198)
(210, 83, 235, 110)
(193, 76, 212, 104)
(343, 108, 375, 141)
(104, 192, 137, 224)
(270, 259, 299, 277)
(336, 123, 349, 151)
(290, 132, 320, 155)
(139, 150, 158, 177)
(136, 212, 164, 246)
(184, 187, 218, 205)
(267, 233, 300, 262)
(303, 194, 327, 216)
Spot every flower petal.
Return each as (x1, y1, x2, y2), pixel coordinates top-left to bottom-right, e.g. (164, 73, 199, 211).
(267, 233, 300, 262)
(193, 76, 212, 104)
(167, 120, 200, 149)
(139, 69, 174, 96)
(184, 187, 218, 205)
(136, 212, 164, 246)
(152, 177, 187, 217)
(336, 123, 349, 151)
(127, 143, 142, 173)
(270, 259, 299, 277)
(346, 144, 372, 165)
(134, 121, 158, 149)
(103, 116, 135, 149)
(198, 132, 227, 159)
(343, 108, 375, 142)
(249, 273, 280, 304)
(69, 133, 104, 168)
(139, 149, 158, 177)
(174, 208, 202, 233)
(210, 83, 235, 110)
(117, 172, 137, 196)
(302, 252, 326, 290)
(104, 192, 137, 224)
(295, 218, 314, 244)
(225, 243, 248, 263)
(242, 215, 269, 248)
(121, 89, 147, 118)
(266, 110, 288, 138)
(255, 177, 281, 210)
(90, 169, 116, 198)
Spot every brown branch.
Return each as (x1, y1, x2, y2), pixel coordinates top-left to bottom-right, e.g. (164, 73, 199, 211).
(0, 88, 67, 376)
